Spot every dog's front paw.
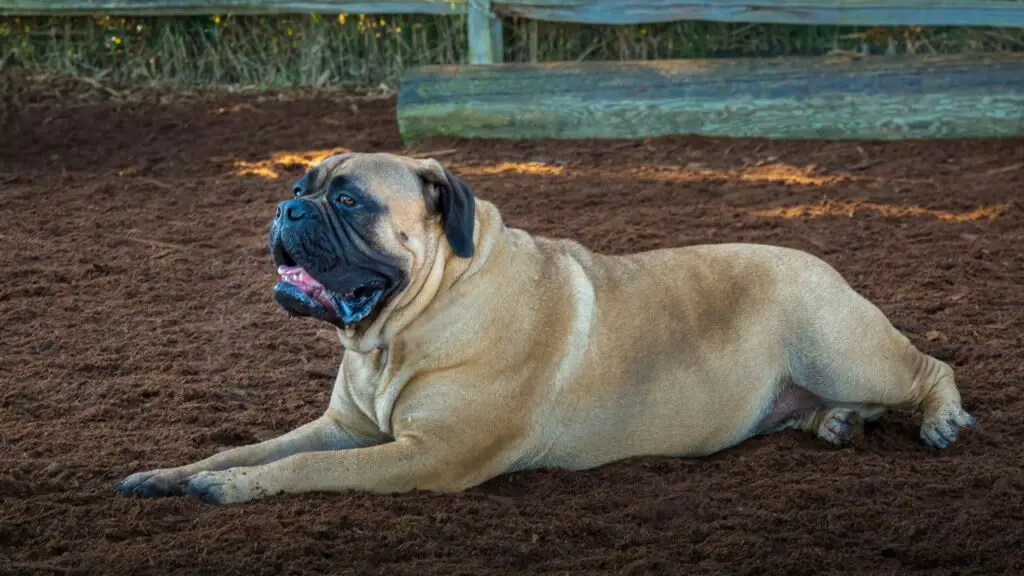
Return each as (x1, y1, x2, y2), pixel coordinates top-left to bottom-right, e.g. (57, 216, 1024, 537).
(114, 468, 187, 498)
(921, 406, 977, 449)
(184, 469, 257, 505)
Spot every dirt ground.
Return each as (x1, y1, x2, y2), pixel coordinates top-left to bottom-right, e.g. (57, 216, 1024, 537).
(1, 77, 1023, 576)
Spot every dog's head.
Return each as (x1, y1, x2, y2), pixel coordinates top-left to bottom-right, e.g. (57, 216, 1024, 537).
(268, 152, 475, 338)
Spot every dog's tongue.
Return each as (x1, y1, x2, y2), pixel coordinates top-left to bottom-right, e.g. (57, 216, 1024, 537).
(277, 265, 339, 314)
(277, 265, 325, 293)
(275, 265, 380, 325)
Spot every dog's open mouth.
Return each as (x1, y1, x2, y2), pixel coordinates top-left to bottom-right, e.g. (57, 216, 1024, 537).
(274, 264, 385, 326)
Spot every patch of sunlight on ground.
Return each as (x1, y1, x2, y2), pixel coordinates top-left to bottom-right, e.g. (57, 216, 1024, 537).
(453, 161, 856, 183)
(752, 200, 1011, 222)
(221, 148, 350, 179)
(221, 154, 1000, 232)
(223, 154, 567, 180)
(456, 162, 566, 176)
(634, 163, 845, 186)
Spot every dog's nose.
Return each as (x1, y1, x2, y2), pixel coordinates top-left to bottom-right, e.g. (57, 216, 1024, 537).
(276, 199, 309, 223)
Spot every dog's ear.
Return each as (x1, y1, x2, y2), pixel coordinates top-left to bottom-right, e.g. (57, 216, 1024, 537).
(414, 159, 476, 258)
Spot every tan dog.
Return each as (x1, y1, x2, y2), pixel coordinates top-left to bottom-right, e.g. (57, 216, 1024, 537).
(115, 152, 976, 505)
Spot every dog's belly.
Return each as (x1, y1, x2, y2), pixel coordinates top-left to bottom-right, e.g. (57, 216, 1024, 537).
(752, 384, 825, 433)
(535, 353, 791, 470)
(519, 241, 854, 470)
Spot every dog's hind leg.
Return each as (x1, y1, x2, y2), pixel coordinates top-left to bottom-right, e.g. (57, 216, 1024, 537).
(787, 285, 976, 449)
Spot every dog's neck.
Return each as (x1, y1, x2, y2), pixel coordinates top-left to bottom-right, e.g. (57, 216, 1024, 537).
(337, 200, 508, 355)
(438, 199, 505, 291)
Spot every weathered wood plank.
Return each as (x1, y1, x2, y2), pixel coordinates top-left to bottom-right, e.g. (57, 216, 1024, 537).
(5, 0, 1024, 29)
(397, 54, 1024, 145)
(497, 0, 1024, 28)
(0, 0, 466, 15)
(467, 0, 495, 64)
(490, 8, 504, 63)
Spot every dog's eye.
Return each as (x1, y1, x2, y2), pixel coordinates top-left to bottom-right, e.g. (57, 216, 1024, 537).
(337, 195, 357, 207)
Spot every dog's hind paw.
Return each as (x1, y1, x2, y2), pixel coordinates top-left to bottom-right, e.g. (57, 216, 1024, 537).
(921, 407, 977, 449)
(815, 408, 863, 447)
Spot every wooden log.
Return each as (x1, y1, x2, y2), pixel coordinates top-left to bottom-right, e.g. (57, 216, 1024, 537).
(496, 0, 1024, 28)
(396, 53, 1024, 145)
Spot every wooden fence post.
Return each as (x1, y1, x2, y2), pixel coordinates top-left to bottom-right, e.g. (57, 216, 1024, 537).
(467, 0, 501, 64)
(490, 6, 504, 63)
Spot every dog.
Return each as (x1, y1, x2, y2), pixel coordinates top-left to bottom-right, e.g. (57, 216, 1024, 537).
(115, 152, 976, 505)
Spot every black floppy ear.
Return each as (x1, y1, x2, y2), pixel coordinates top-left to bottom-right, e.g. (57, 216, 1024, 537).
(417, 160, 476, 258)
(436, 168, 476, 258)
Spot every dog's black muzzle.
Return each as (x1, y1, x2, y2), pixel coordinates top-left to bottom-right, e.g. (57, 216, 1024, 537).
(268, 198, 401, 326)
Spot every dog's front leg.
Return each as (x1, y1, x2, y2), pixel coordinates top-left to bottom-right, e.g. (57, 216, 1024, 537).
(182, 435, 487, 505)
(114, 411, 379, 498)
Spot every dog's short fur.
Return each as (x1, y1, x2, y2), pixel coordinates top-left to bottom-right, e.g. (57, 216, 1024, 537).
(115, 152, 976, 505)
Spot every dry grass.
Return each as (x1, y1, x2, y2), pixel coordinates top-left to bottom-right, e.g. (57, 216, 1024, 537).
(1, 13, 1023, 90)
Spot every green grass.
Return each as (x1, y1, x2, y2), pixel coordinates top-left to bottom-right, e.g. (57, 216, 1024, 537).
(2, 13, 1023, 90)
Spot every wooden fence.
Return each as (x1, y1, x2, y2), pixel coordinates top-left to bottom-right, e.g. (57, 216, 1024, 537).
(5, 1, 1024, 65)
(4, 0, 1023, 142)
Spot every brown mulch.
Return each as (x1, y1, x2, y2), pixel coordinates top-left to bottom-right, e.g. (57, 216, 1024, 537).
(1, 77, 1023, 576)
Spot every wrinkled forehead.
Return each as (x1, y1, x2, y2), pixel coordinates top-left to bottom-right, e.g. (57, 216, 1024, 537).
(317, 153, 425, 203)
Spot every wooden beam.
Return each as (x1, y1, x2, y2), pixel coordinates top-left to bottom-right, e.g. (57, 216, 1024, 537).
(396, 54, 1024, 145)
(496, 0, 1024, 28)
(5, 0, 1024, 28)
(0, 0, 466, 16)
